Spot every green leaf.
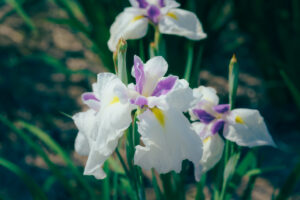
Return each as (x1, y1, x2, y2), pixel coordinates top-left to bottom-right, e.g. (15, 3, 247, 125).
(219, 153, 240, 200)
(183, 41, 194, 81)
(4, 0, 35, 30)
(0, 158, 47, 200)
(244, 166, 284, 177)
(19, 121, 96, 200)
(0, 115, 77, 199)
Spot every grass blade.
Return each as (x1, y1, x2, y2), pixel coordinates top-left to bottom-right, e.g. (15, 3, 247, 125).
(19, 121, 96, 200)
(0, 157, 47, 200)
(4, 0, 35, 30)
(183, 41, 194, 81)
(0, 115, 78, 199)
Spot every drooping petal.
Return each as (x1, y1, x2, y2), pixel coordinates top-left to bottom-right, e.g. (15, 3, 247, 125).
(80, 73, 134, 179)
(108, 8, 148, 51)
(83, 149, 108, 179)
(134, 108, 203, 173)
(96, 74, 134, 155)
(194, 134, 224, 181)
(223, 109, 276, 147)
(159, 8, 206, 40)
(73, 109, 97, 156)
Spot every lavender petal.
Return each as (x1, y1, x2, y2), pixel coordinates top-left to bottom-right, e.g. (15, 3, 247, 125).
(151, 76, 177, 97)
(193, 109, 216, 124)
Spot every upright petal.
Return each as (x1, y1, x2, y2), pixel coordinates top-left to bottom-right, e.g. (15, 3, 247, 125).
(159, 8, 206, 40)
(189, 86, 219, 121)
(223, 109, 276, 147)
(134, 55, 145, 94)
(194, 134, 224, 181)
(108, 8, 148, 51)
(142, 56, 169, 96)
(134, 108, 203, 173)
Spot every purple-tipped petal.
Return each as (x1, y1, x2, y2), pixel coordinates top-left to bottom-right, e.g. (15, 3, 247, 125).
(159, 0, 165, 7)
(137, 0, 149, 8)
(81, 93, 100, 111)
(214, 104, 230, 114)
(82, 93, 100, 102)
(211, 119, 225, 135)
(147, 5, 160, 24)
(134, 56, 145, 95)
(151, 76, 177, 97)
(132, 96, 148, 108)
(193, 109, 216, 124)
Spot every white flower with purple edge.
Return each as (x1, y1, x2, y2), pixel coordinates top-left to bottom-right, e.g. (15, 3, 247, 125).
(73, 56, 203, 179)
(108, 0, 207, 51)
(190, 86, 276, 181)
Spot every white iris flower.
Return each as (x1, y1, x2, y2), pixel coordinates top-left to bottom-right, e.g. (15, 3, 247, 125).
(108, 0, 207, 51)
(190, 86, 276, 181)
(73, 56, 203, 179)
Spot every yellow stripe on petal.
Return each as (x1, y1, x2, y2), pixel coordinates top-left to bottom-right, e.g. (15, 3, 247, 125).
(203, 136, 211, 144)
(235, 116, 245, 124)
(151, 107, 165, 127)
(110, 96, 120, 105)
(131, 15, 144, 23)
(166, 12, 178, 20)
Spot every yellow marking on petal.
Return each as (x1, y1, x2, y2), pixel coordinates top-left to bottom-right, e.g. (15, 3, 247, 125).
(235, 116, 245, 124)
(167, 12, 178, 20)
(203, 136, 211, 144)
(151, 107, 165, 127)
(131, 15, 144, 23)
(110, 96, 120, 105)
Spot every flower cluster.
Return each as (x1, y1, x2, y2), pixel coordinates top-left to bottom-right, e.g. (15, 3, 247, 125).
(73, 56, 203, 178)
(72, 0, 276, 182)
(73, 56, 275, 180)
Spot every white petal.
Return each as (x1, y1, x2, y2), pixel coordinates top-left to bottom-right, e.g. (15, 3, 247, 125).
(77, 73, 133, 179)
(223, 109, 276, 147)
(194, 134, 224, 181)
(134, 108, 203, 173)
(159, 8, 207, 40)
(84, 149, 108, 179)
(108, 9, 148, 51)
(73, 109, 97, 156)
(193, 86, 219, 105)
(191, 122, 210, 139)
(147, 79, 194, 111)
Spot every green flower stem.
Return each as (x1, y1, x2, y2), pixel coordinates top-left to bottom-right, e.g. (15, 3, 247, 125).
(183, 41, 194, 81)
(150, 26, 161, 57)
